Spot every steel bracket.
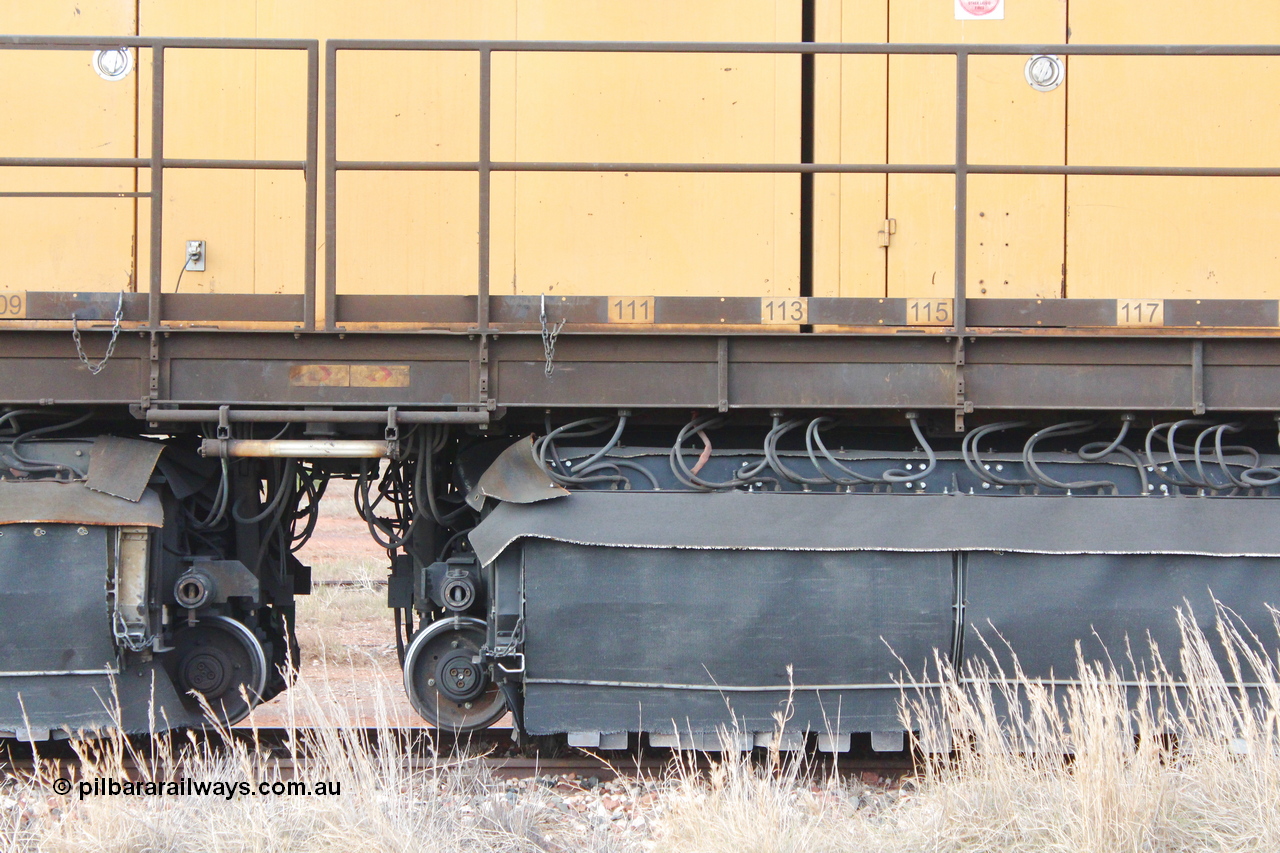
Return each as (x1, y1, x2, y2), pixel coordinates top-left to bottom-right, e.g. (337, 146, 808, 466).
(716, 337, 730, 412)
(952, 336, 969, 432)
(477, 334, 492, 410)
(147, 331, 161, 404)
(1191, 339, 1206, 415)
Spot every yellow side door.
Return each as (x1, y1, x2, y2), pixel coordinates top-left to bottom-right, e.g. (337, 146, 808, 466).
(141, 1, 512, 304)
(138, 2, 260, 296)
(258, 1, 516, 301)
(811, 0, 889, 301)
(888, 0, 1067, 300)
(504, 0, 800, 300)
(1067, 3, 1280, 300)
(0, 2, 137, 294)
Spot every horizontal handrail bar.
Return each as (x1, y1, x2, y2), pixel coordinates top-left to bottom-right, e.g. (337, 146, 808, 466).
(0, 157, 304, 170)
(0, 191, 149, 198)
(334, 161, 1280, 178)
(0, 35, 314, 49)
(328, 39, 1280, 57)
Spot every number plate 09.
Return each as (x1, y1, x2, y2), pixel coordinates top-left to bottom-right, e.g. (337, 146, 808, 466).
(0, 293, 26, 319)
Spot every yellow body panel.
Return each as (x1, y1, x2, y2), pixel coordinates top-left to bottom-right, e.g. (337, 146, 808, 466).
(1067, 5, 1280, 300)
(149, 0, 799, 301)
(503, 1, 800, 298)
(4, 1, 1280, 312)
(141, 2, 506, 298)
(887, 0, 1066, 300)
(0, 2, 136, 292)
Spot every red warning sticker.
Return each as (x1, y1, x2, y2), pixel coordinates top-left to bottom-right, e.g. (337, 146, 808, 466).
(956, 0, 1004, 20)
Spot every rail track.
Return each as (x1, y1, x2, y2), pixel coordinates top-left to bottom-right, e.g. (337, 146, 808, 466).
(0, 727, 917, 783)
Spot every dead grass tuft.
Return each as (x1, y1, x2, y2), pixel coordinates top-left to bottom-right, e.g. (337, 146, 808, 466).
(4, 602, 1280, 852)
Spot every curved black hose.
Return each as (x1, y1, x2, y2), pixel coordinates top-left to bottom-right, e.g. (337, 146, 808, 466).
(1076, 418, 1131, 461)
(232, 457, 298, 525)
(418, 428, 471, 524)
(535, 416, 629, 487)
(6, 410, 95, 478)
(436, 528, 474, 561)
(188, 456, 231, 530)
(1204, 424, 1260, 489)
(573, 459, 662, 490)
(962, 421, 1035, 487)
(356, 458, 416, 550)
(1166, 419, 1217, 487)
(288, 467, 328, 552)
(766, 418, 833, 486)
(1022, 421, 1118, 492)
(593, 458, 661, 490)
(670, 416, 771, 491)
(1240, 420, 1280, 487)
(1076, 418, 1150, 495)
(804, 418, 885, 485)
(394, 608, 406, 667)
(1187, 424, 1239, 490)
(0, 410, 40, 436)
(802, 415, 935, 486)
(880, 415, 936, 483)
(1144, 420, 1213, 487)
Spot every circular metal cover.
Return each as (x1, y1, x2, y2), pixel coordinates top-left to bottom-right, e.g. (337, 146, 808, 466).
(165, 615, 268, 727)
(403, 616, 507, 731)
(92, 48, 134, 81)
(1024, 54, 1065, 92)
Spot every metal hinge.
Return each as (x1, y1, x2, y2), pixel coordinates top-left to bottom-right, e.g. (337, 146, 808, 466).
(877, 218, 897, 248)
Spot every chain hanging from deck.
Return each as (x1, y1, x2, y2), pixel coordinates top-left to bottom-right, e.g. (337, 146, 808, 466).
(71, 291, 124, 376)
(540, 293, 565, 378)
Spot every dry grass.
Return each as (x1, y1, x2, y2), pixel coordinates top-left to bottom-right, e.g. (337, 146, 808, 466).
(5, 604, 1280, 852)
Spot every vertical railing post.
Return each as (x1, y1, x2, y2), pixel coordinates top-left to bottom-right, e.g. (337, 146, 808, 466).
(477, 47, 492, 332)
(302, 42, 319, 332)
(323, 41, 338, 331)
(953, 49, 969, 336)
(798, 8, 816, 313)
(148, 44, 165, 330)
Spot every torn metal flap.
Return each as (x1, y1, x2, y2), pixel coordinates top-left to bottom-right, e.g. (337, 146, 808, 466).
(0, 480, 163, 527)
(465, 435, 570, 511)
(86, 436, 165, 502)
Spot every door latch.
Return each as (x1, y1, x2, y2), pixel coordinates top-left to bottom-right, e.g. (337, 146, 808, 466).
(877, 218, 897, 248)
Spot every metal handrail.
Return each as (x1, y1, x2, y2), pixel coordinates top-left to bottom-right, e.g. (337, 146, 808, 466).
(6, 38, 1280, 334)
(0, 36, 319, 330)
(326, 39, 1280, 335)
